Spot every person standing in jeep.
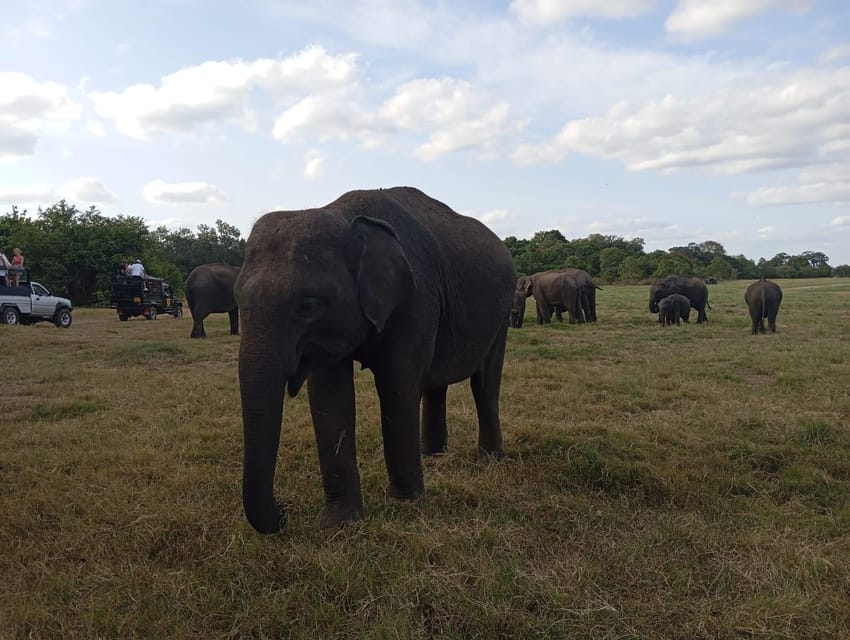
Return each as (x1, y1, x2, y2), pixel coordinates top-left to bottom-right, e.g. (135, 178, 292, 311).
(10, 248, 24, 286)
(127, 259, 146, 278)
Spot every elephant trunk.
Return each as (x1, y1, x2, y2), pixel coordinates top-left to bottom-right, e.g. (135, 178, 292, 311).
(239, 337, 291, 534)
(649, 295, 659, 313)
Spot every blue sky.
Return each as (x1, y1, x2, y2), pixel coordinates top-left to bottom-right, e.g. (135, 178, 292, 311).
(2, 0, 849, 264)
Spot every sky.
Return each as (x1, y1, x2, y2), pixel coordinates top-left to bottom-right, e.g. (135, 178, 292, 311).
(2, 0, 849, 264)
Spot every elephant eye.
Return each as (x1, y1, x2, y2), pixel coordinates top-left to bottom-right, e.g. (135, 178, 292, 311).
(296, 296, 323, 316)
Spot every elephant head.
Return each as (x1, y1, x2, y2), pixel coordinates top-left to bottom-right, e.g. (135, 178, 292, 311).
(510, 276, 533, 328)
(236, 210, 414, 534)
(649, 280, 671, 313)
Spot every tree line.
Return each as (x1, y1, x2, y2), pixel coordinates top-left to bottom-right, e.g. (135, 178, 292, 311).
(0, 201, 245, 304)
(505, 231, 845, 282)
(1, 202, 847, 304)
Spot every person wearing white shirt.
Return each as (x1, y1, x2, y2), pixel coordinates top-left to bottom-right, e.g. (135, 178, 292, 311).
(127, 259, 146, 278)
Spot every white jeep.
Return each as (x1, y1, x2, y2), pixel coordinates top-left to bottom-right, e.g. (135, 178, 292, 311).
(0, 269, 73, 328)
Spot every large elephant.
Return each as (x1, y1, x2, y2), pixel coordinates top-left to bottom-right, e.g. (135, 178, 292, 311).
(185, 263, 241, 338)
(649, 275, 710, 323)
(511, 270, 583, 328)
(744, 277, 783, 334)
(236, 187, 516, 533)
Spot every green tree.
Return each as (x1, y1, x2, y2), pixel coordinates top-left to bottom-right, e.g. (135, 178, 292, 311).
(598, 247, 627, 282)
(618, 256, 644, 283)
(707, 255, 737, 281)
(653, 254, 697, 279)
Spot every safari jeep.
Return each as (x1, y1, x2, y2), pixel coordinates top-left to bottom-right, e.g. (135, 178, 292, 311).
(0, 268, 73, 327)
(109, 275, 183, 321)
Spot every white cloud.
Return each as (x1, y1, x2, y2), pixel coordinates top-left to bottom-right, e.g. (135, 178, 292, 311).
(478, 209, 511, 224)
(587, 218, 676, 234)
(831, 216, 850, 226)
(819, 44, 850, 64)
(509, 0, 656, 24)
(271, 76, 525, 160)
(0, 184, 55, 204)
(0, 177, 115, 205)
(747, 163, 850, 207)
(378, 78, 524, 160)
(59, 177, 117, 204)
(272, 95, 369, 143)
(142, 180, 227, 205)
(303, 151, 324, 179)
(514, 67, 850, 182)
(86, 121, 105, 137)
(666, 0, 811, 40)
(758, 225, 776, 237)
(89, 47, 357, 139)
(0, 72, 80, 158)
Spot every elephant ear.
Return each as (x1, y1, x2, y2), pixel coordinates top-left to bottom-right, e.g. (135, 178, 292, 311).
(517, 275, 533, 297)
(351, 216, 414, 333)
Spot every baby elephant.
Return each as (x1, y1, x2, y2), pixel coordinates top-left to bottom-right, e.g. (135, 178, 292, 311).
(744, 277, 783, 334)
(658, 293, 691, 326)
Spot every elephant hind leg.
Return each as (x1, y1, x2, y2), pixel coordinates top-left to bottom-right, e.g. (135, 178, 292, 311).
(421, 385, 448, 455)
(470, 324, 507, 457)
(229, 308, 240, 335)
(190, 314, 207, 338)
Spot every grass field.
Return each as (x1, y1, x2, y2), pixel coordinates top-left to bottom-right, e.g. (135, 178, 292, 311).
(2, 278, 849, 639)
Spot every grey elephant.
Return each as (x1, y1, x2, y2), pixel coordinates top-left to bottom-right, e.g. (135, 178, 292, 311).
(744, 277, 783, 334)
(563, 267, 601, 322)
(185, 263, 241, 338)
(511, 270, 583, 328)
(658, 293, 691, 326)
(649, 275, 710, 323)
(236, 187, 516, 533)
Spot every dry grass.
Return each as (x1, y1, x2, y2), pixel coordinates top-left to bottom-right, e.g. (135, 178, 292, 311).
(1, 279, 849, 639)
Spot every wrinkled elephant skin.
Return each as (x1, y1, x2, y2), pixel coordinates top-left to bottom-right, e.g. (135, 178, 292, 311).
(236, 187, 516, 533)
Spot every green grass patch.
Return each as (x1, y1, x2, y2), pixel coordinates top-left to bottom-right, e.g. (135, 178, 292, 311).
(112, 341, 191, 364)
(2, 282, 850, 638)
(31, 396, 106, 420)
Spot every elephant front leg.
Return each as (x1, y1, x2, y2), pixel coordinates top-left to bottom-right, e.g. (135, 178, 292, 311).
(422, 385, 448, 455)
(229, 308, 239, 335)
(536, 300, 551, 324)
(374, 371, 425, 500)
(308, 360, 364, 528)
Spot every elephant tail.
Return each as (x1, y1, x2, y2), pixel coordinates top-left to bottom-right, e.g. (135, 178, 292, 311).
(761, 280, 767, 318)
(184, 280, 196, 313)
(706, 300, 712, 310)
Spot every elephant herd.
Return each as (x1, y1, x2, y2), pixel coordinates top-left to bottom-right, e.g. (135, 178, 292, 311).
(510, 271, 783, 336)
(510, 269, 600, 327)
(178, 188, 785, 534)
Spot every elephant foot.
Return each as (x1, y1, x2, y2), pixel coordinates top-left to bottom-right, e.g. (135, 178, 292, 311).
(320, 500, 364, 529)
(422, 447, 447, 457)
(387, 481, 424, 501)
(478, 446, 506, 461)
